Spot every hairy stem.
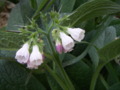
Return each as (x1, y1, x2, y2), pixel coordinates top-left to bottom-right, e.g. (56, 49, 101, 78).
(47, 34, 75, 90)
(90, 60, 112, 90)
(45, 64, 68, 90)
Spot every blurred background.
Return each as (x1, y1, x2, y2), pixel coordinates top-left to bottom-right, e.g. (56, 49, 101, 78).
(0, 0, 17, 28)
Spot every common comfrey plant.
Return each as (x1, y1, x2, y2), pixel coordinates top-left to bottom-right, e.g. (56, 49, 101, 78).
(15, 11, 85, 90)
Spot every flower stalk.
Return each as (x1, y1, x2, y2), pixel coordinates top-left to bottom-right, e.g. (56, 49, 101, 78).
(44, 64, 69, 90)
(90, 59, 113, 90)
(47, 33, 75, 90)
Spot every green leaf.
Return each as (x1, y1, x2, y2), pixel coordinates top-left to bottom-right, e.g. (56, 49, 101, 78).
(73, 0, 88, 10)
(65, 60, 92, 90)
(0, 31, 27, 49)
(6, 0, 34, 30)
(112, 17, 120, 37)
(0, 50, 15, 60)
(0, 60, 46, 90)
(88, 47, 99, 68)
(112, 0, 120, 4)
(32, 0, 49, 19)
(47, 73, 62, 90)
(88, 26, 116, 68)
(98, 38, 120, 61)
(30, 0, 37, 9)
(60, 0, 76, 12)
(108, 82, 120, 90)
(106, 63, 119, 85)
(64, 0, 120, 26)
(63, 47, 90, 67)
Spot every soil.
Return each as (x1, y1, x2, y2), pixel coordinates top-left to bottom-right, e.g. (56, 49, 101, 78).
(0, 1, 15, 28)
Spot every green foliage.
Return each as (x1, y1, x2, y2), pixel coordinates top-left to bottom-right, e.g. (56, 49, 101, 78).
(6, 0, 34, 30)
(64, 0, 120, 26)
(98, 38, 120, 61)
(0, 31, 27, 49)
(65, 60, 92, 90)
(108, 82, 120, 90)
(1, 0, 120, 90)
(89, 26, 116, 68)
(0, 60, 46, 90)
(60, 0, 76, 12)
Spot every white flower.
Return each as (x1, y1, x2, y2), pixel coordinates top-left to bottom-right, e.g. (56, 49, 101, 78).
(27, 61, 38, 69)
(60, 32, 74, 53)
(28, 45, 43, 69)
(67, 28, 85, 42)
(15, 43, 29, 64)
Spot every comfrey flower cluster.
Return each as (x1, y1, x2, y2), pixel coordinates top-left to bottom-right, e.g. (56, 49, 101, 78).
(15, 42, 44, 69)
(15, 12, 85, 70)
(52, 28, 85, 54)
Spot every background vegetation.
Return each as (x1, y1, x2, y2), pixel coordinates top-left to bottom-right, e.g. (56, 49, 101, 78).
(0, 0, 120, 90)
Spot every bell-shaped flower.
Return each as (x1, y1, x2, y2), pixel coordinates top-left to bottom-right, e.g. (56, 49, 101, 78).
(67, 28, 85, 42)
(27, 61, 38, 69)
(28, 45, 43, 69)
(15, 43, 30, 64)
(60, 32, 74, 53)
(55, 39, 64, 54)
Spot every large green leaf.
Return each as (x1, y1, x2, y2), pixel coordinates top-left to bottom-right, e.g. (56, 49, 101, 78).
(108, 82, 120, 90)
(0, 50, 15, 60)
(112, 0, 120, 4)
(30, 0, 37, 9)
(0, 31, 27, 49)
(73, 0, 88, 10)
(88, 26, 116, 68)
(113, 25, 120, 37)
(106, 63, 119, 86)
(98, 38, 120, 61)
(64, 0, 120, 26)
(6, 0, 34, 30)
(47, 73, 62, 90)
(0, 60, 46, 90)
(65, 60, 92, 90)
(60, 0, 76, 12)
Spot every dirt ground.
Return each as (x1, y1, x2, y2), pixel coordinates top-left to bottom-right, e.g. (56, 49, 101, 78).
(0, 1, 15, 28)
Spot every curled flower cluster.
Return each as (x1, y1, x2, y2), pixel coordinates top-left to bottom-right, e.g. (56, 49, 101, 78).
(15, 43, 44, 69)
(53, 28, 85, 54)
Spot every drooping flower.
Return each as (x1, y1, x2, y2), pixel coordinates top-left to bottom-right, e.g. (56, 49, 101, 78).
(67, 28, 85, 42)
(27, 61, 38, 69)
(27, 45, 43, 69)
(15, 43, 29, 64)
(55, 39, 64, 54)
(60, 32, 74, 53)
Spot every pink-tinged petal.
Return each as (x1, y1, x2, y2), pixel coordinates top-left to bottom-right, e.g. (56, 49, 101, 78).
(56, 44, 64, 54)
(55, 39, 64, 54)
